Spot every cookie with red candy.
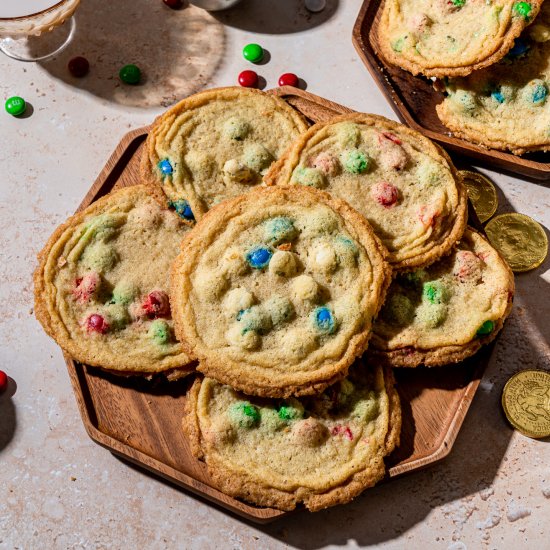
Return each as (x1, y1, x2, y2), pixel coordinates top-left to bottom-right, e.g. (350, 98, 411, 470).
(34, 185, 195, 380)
(265, 113, 467, 271)
(183, 360, 400, 511)
(368, 228, 515, 367)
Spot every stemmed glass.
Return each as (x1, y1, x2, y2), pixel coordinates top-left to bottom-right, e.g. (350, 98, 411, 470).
(0, 0, 80, 62)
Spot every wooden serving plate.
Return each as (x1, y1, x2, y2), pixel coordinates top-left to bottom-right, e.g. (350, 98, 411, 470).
(352, 0, 550, 181)
(65, 87, 492, 523)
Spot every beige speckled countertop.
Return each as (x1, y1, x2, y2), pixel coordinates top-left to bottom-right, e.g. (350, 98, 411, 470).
(1, 1, 549, 548)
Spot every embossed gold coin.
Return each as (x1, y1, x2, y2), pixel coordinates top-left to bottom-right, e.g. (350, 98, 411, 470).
(460, 170, 498, 224)
(485, 213, 548, 272)
(502, 370, 550, 438)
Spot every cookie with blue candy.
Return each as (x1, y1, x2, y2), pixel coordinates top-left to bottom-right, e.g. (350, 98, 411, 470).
(183, 360, 401, 511)
(34, 185, 195, 380)
(368, 228, 515, 367)
(265, 113, 468, 271)
(170, 186, 392, 398)
(437, 2, 550, 154)
(378, 0, 544, 78)
(140, 87, 308, 221)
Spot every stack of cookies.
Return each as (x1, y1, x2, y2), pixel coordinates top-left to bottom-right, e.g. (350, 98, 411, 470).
(377, 0, 550, 155)
(34, 86, 515, 512)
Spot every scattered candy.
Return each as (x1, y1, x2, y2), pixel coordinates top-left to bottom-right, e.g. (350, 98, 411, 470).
(119, 64, 141, 85)
(163, 0, 183, 8)
(148, 319, 171, 344)
(0, 370, 7, 393)
(5, 96, 26, 116)
(229, 401, 261, 428)
(68, 56, 89, 78)
(73, 273, 100, 303)
(278, 72, 299, 87)
(86, 314, 109, 334)
(305, 0, 326, 12)
(158, 159, 173, 175)
(142, 290, 171, 318)
(246, 246, 272, 269)
(238, 70, 258, 88)
(491, 90, 505, 104)
(242, 43, 264, 63)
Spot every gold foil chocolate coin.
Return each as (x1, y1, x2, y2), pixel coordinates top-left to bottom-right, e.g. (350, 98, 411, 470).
(485, 213, 548, 272)
(502, 370, 550, 439)
(460, 170, 498, 224)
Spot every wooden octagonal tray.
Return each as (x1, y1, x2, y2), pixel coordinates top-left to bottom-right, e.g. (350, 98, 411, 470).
(352, 0, 550, 181)
(64, 87, 494, 523)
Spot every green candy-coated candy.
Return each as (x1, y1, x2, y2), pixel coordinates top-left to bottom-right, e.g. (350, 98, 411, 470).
(5, 96, 26, 116)
(292, 166, 327, 188)
(513, 1, 531, 19)
(242, 43, 264, 63)
(119, 64, 141, 85)
(111, 281, 137, 305)
(229, 402, 261, 428)
(265, 217, 298, 244)
(477, 320, 495, 336)
(422, 281, 450, 305)
(148, 319, 171, 344)
(341, 149, 370, 174)
(277, 398, 304, 421)
(223, 117, 250, 140)
(451, 0, 465, 6)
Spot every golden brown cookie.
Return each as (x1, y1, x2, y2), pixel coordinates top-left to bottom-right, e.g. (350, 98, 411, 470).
(265, 113, 468, 271)
(34, 185, 194, 378)
(377, 0, 543, 78)
(436, 3, 550, 154)
(171, 186, 392, 398)
(183, 361, 400, 512)
(140, 87, 308, 220)
(368, 228, 514, 367)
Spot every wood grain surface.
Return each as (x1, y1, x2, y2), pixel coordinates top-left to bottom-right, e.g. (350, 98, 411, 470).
(64, 87, 492, 523)
(352, 0, 550, 181)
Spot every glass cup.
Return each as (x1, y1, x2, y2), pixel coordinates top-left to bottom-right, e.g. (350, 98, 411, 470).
(0, 0, 80, 62)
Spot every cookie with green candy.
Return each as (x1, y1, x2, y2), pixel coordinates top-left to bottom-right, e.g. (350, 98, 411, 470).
(34, 186, 195, 380)
(378, 0, 544, 78)
(183, 361, 401, 511)
(369, 228, 515, 367)
(437, 2, 550, 154)
(140, 87, 308, 221)
(170, 186, 391, 398)
(265, 113, 468, 271)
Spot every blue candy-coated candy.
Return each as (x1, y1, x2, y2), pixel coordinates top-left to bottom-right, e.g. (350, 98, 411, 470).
(491, 90, 505, 104)
(158, 159, 173, 175)
(168, 200, 194, 221)
(246, 246, 272, 269)
(507, 39, 530, 57)
(313, 306, 336, 334)
(533, 83, 548, 103)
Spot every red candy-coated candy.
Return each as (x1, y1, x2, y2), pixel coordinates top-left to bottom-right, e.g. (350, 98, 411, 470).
(86, 314, 109, 334)
(278, 73, 299, 87)
(0, 370, 7, 393)
(142, 291, 171, 319)
(372, 182, 399, 208)
(238, 70, 258, 88)
(68, 56, 90, 78)
(73, 273, 100, 303)
(163, 0, 183, 8)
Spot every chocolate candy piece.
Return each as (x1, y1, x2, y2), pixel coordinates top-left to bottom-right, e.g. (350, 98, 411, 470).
(242, 43, 264, 63)
(278, 73, 299, 87)
(0, 370, 7, 393)
(246, 246, 272, 269)
(313, 306, 337, 334)
(514, 1, 532, 19)
(477, 320, 495, 336)
(119, 64, 141, 85)
(158, 159, 173, 175)
(238, 70, 258, 88)
(5, 96, 26, 116)
(68, 56, 90, 78)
